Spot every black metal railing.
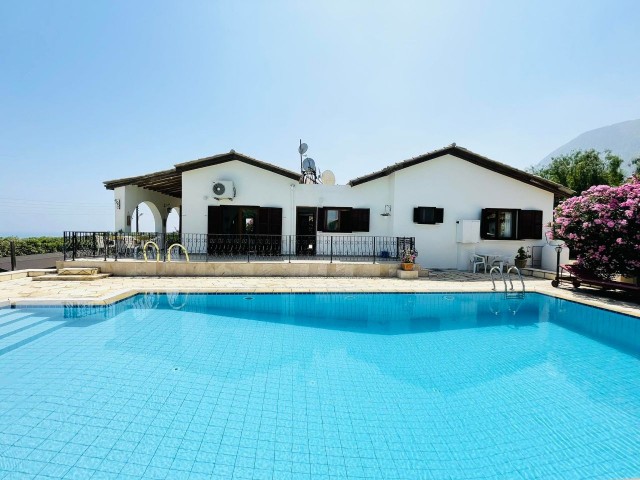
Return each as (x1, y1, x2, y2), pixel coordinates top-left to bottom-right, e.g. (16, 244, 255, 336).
(63, 232, 415, 264)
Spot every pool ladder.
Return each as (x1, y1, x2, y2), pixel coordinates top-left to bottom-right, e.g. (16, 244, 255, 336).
(490, 265, 525, 298)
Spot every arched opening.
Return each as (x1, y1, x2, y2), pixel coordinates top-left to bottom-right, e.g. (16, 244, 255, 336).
(132, 201, 163, 233)
(166, 207, 180, 234)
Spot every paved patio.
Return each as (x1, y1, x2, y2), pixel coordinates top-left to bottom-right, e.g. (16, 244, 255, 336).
(1, 270, 638, 317)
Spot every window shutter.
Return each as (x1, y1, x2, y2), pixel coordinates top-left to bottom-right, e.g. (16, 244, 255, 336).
(434, 208, 444, 224)
(518, 210, 543, 239)
(258, 207, 283, 235)
(480, 208, 490, 239)
(340, 209, 353, 233)
(414, 206, 442, 224)
(317, 208, 324, 231)
(207, 206, 223, 234)
(352, 209, 370, 232)
(533, 210, 543, 239)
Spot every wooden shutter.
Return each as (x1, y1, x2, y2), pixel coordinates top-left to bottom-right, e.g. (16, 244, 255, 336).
(414, 207, 442, 224)
(317, 208, 324, 231)
(257, 207, 283, 235)
(208, 206, 223, 234)
(434, 208, 444, 224)
(352, 209, 370, 232)
(340, 208, 353, 233)
(518, 210, 543, 239)
(480, 208, 491, 239)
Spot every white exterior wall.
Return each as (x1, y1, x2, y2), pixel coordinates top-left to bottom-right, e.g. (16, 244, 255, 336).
(116, 154, 557, 269)
(181, 161, 299, 235)
(387, 155, 554, 269)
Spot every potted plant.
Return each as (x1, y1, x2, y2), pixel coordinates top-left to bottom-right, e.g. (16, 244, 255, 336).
(401, 248, 418, 271)
(514, 246, 530, 269)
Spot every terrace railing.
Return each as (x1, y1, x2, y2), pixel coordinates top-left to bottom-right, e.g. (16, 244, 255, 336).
(63, 232, 415, 264)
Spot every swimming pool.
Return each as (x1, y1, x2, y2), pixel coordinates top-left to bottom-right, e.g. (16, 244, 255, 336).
(0, 292, 638, 479)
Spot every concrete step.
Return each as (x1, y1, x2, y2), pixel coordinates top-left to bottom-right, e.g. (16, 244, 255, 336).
(57, 267, 100, 275)
(33, 273, 111, 282)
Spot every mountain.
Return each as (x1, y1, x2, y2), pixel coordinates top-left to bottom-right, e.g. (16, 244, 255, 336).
(539, 119, 640, 175)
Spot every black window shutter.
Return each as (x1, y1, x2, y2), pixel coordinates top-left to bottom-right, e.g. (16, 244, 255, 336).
(532, 210, 543, 239)
(518, 210, 543, 239)
(414, 206, 442, 225)
(208, 206, 223, 234)
(352, 209, 370, 232)
(257, 207, 283, 235)
(480, 208, 490, 239)
(517, 210, 531, 239)
(340, 209, 353, 233)
(434, 208, 444, 224)
(267, 207, 283, 235)
(317, 208, 324, 231)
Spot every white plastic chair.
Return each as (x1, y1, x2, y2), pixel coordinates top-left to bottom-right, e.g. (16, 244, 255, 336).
(96, 234, 112, 256)
(470, 254, 487, 273)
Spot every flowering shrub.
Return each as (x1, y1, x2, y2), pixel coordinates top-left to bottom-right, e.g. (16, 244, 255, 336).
(401, 248, 418, 264)
(550, 177, 640, 279)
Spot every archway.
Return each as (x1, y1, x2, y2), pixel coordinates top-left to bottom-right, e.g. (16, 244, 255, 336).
(166, 207, 181, 234)
(132, 201, 163, 233)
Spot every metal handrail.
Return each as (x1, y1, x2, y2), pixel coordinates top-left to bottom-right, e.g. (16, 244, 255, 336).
(506, 266, 525, 293)
(490, 266, 510, 292)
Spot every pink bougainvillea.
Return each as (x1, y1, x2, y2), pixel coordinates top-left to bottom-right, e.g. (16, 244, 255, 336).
(550, 176, 640, 279)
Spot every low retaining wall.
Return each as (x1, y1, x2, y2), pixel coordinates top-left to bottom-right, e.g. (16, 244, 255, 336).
(56, 260, 400, 277)
(0, 269, 55, 283)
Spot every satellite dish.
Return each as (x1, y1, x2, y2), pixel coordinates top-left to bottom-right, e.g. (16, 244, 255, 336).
(298, 143, 308, 155)
(321, 170, 335, 185)
(302, 158, 316, 172)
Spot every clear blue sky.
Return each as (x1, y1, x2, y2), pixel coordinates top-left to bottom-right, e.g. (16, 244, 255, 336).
(1, 0, 639, 236)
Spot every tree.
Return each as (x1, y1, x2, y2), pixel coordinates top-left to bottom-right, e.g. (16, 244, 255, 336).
(528, 149, 625, 195)
(550, 177, 640, 279)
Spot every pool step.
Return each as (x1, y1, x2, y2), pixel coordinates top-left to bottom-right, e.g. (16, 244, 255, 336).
(0, 316, 67, 356)
(0, 310, 35, 328)
(0, 315, 61, 340)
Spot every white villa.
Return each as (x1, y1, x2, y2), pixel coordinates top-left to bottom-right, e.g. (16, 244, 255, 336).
(104, 144, 573, 271)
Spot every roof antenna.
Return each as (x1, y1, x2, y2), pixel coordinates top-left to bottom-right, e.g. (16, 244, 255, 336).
(298, 140, 320, 184)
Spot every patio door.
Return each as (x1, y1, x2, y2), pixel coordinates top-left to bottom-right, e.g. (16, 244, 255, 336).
(208, 206, 282, 255)
(296, 207, 317, 255)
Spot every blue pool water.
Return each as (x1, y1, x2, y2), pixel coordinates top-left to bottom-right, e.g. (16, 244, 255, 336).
(0, 292, 638, 479)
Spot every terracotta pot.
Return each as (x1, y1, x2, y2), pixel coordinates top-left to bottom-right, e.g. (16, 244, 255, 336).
(514, 258, 527, 269)
(401, 263, 414, 271)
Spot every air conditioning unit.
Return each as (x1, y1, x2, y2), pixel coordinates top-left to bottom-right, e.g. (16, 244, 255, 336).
(212, 181, 235, 200)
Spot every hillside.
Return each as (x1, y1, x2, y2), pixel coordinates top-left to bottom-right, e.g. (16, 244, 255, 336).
(539, 119, 640, 175)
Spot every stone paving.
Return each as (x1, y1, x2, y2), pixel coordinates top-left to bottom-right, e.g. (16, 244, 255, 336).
(1, 270, 638, 317)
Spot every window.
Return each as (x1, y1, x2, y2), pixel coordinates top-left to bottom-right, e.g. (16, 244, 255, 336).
(480, 209, 542, 240)
(413, 207, 444, 224)
(317, 207, 370, 232)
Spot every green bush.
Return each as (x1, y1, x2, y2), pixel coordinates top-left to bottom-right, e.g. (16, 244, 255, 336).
(0, 237, 64, 257)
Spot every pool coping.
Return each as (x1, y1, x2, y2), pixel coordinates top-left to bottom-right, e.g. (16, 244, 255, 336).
(2, 284, 639, 318)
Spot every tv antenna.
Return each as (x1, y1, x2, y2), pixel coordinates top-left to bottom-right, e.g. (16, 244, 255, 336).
(298, 139, 321, 184)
